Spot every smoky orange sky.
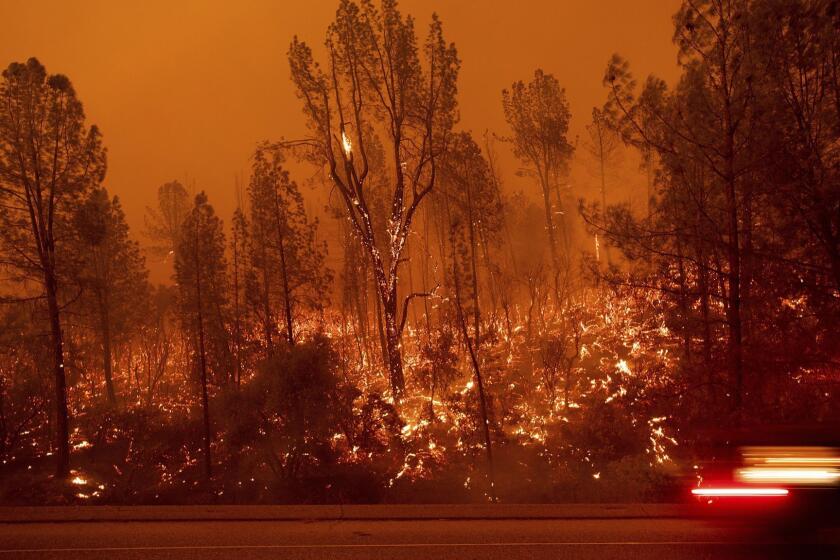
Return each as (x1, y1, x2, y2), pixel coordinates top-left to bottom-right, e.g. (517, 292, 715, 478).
(1, 0, 680, 282)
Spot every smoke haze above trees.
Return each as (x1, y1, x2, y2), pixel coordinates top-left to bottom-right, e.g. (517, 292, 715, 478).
(0, 1, 681, 284)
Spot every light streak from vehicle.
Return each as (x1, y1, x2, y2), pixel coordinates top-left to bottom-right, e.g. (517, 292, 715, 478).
(691, 487, 788, 497)
(736, 467, 840, 484)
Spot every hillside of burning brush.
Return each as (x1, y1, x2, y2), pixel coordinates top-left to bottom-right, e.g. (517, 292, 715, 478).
(1, 0, 839, 505)
(1, 282, 834, 504)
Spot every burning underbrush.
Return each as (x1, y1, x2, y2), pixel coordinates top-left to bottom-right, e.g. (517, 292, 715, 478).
(2, 286, 836, 505)
(0, 287, 696, 504)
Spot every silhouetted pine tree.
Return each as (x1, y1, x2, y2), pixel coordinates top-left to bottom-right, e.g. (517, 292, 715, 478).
(73, 187, 149, 404)
(175, 192, 230, 482)
(0, 58, 106, 477)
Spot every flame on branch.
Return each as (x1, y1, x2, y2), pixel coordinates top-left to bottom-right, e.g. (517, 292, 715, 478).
(285, 0, 460, 400)
(341, 129, 352, 156)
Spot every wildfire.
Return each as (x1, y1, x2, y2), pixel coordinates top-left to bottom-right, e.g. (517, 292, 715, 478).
(341, 129, 352, 156)
(14, 281, 681, 503)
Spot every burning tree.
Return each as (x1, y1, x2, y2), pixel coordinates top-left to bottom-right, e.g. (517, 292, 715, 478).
(286, 0, 459, 400)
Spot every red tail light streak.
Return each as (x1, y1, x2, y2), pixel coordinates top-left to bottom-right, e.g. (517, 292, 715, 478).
(691, 487, 789, 497)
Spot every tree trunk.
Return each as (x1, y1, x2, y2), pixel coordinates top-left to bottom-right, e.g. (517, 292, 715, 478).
(698, 257, 714, 405)
(277, 233, 295, 346)
(645, 149, 654, 218)
(98, 291, 116, 405)
(197, 303, 212, 482)
(382, 289, 406, 400)
(260, 238, 273, 356)
(273, 191, 295, 346)
(723, 95, 744, 419)
(539, 174, 562, 305)
(44, 264, 70, 478)
(421, 208, 434, 334)
(466, 178, 481, 348)
(714, 25, 745, 420)
(231, 223, 242, 387)
(478, 226, 499, 326)
(675, 238, 691, 365)
(373, 278, 387, 370)
(194, 223, 212, 483)
(452, 258, 496, 502)
(598, 136, 612, 265)
(725, 181, 743, 417)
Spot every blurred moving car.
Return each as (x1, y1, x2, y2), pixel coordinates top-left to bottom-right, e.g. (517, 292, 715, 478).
(691, 425, 840, 529)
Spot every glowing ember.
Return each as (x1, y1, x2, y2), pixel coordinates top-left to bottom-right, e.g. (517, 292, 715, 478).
(615, 359, 631, 375)
(341, 130, 352, 156)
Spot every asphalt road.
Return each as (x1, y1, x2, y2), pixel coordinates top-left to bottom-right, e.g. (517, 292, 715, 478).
(1, 517, 839, 559)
